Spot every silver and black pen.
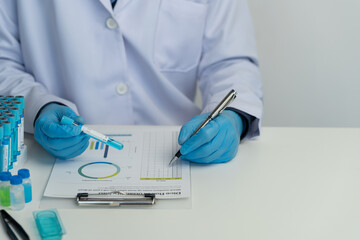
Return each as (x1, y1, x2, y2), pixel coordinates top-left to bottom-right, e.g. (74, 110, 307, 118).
(169, 89, 238, 165)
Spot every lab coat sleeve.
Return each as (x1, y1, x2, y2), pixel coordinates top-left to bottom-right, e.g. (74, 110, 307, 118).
(198, 0, 263, 139)
(0, 1, 78, 134)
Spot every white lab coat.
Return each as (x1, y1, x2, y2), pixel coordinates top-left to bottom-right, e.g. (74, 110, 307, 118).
(0, 0, 263, 138)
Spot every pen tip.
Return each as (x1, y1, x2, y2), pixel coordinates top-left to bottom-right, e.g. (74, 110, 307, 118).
(169, 156, 178, 166)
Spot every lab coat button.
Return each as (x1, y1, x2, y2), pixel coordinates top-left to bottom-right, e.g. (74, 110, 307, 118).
(106, 18, 118, 29)
(116, 83, 128, 95)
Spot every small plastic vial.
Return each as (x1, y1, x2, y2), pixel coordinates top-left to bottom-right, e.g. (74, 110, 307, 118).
(18, 168, 32, 203)
(0, 171, 11, 207)
(10, 175, 25, 210)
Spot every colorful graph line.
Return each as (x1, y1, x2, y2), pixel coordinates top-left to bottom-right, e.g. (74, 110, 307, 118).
(78, 162, 120, 179)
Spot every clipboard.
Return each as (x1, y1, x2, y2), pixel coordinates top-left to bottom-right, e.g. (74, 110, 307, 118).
(76, 191, 156, 207)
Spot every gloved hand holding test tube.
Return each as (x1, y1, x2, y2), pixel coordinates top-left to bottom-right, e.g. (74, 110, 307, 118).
(60, 116, 123, 150)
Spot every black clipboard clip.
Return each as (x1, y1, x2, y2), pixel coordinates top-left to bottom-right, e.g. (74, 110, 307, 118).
(0, 209, 30, 240)
(76, 191, 156, 207)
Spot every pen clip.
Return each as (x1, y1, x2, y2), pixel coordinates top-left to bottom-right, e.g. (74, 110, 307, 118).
(76, 191, 156, 207)
(0, 210, 30, 240)
(209, 89, 237, 119)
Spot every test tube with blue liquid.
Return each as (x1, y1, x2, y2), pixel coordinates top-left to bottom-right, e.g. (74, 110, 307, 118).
(8, 107, 21, 154)
(10, 100, 25, 148)
(60, 116, 123, 150)
(1, 121, 12, 170)
(0, 124, 5, 172)
(5, 114, 18, 164)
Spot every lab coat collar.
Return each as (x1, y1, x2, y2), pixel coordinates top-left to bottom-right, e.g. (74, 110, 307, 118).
(98, 0, 113, 15)
(98, 0, 131, 15)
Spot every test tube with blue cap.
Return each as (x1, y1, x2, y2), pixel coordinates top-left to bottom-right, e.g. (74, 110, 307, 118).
(2, 101, 12, 106)
(5, 114, 18, 164)
(9, 107, 21, 154)
(9, 100, 24, 148)
(60, 116, 123, 150)
(1, 120, 12, 170)
(14, 96, 25, 107)
(0, 124, 5, 172)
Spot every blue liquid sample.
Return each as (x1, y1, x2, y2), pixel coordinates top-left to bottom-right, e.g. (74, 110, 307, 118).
(18, 168, 32, 203)
(23, 182, 32, 203)
(107, 138, 123, 150)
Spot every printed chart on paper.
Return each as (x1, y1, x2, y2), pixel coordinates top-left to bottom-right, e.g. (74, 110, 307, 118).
(44, 129, 190, 199)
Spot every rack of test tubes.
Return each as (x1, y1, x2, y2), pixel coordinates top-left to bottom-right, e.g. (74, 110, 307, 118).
(0, 95, 27, 173)
(0, 95, 31, 211)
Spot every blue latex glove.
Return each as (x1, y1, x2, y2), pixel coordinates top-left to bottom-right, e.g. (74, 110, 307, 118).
(34, 103, 90, 159)
(178, 110, 243, 164)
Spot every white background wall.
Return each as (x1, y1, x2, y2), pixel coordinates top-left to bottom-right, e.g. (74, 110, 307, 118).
(248, 0, 360, 127)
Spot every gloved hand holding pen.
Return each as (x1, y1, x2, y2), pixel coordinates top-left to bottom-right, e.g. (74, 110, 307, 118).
(178, 110, 243, 164)
(34, 103, 90, 159)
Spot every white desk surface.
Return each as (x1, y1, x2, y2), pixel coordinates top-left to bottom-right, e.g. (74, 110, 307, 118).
(1, 126, 360, 240)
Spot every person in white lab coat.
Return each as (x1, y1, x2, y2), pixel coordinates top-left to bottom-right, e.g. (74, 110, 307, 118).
(0, 0, 263, 163)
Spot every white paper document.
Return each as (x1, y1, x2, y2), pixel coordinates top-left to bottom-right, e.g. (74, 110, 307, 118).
(44, 128, 190, 199)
